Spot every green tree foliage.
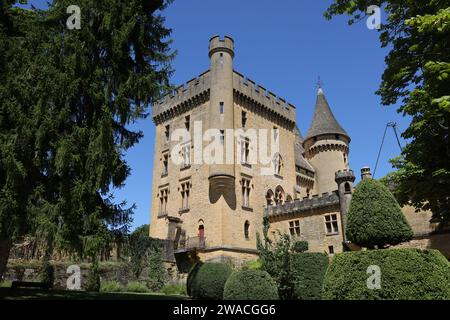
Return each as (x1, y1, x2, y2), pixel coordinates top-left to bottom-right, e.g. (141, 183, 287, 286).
(86, 260, 101, 292)
(323, 248, 450, 300)
(0, 0, 174, 278)
(291, 240, 308, 253)
(147, 247, 167, 292)
(290, 253, 328, 300)
(223, 270, 279, 300)
(127, 224, 165, 282)
(187, 262, 232, 300)
(325, 1, 450, 223)
(256, 216, 301, 299)
(347, 179, 413, 248)
(39, 258, 55, 288)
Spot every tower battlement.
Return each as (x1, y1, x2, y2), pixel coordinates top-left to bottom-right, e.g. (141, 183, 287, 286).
(152, 70, 211, 123)
(335, 169, 356, 183)
(233, 71, 296, 123)
(209, 35, 234, 58)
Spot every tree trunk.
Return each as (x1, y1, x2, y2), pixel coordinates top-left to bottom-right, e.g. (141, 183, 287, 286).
(0, 238, 12, 281)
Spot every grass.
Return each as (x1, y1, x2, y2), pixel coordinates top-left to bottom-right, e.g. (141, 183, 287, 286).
(0, 287, 188, 300)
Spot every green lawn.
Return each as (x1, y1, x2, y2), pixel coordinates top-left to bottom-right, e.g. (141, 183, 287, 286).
(0, 287, 188, 300)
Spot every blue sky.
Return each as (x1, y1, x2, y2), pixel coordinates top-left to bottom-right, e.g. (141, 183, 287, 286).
(27, 1, 409, 230)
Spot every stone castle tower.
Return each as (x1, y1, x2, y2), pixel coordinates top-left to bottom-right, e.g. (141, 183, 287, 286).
(150, 35, 356, 265)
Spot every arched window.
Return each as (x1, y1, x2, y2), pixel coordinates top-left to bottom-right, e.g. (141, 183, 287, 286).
(275, 186, 284, 205)
(344, 182, 351, 193)
(266, 189, 274, 206)
(198, 222, 205, 248)
(244, 221, 250, 239)
(286, 194, 293, 202)
(273, 153, 283, 175)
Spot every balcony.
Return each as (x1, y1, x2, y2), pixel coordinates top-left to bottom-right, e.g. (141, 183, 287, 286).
(175, 236, 206, 252)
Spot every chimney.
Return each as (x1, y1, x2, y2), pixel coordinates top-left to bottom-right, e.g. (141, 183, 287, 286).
(361, 167, 372, 180)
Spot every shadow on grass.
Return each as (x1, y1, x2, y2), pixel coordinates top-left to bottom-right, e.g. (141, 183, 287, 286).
(0, 287, 188, 300)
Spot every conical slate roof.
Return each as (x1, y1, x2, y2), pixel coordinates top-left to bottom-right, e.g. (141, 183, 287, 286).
(294, 126, 315, 172)
(305, 88, 349, 141)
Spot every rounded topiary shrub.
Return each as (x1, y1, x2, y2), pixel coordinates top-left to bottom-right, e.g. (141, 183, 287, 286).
(347, 178, 413, 248)
(188, 262, 232, 300)
(290, 252, 328, 300)
(323, 248, 450, 300)
(223, 269, 279, 300)
(186, 262, 203, 297)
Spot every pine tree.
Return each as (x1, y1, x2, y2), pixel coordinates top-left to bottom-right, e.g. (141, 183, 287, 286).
(0, 0, 174, 279)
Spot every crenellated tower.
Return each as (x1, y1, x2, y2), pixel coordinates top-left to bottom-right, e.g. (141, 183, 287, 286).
(208, 35, 236, 198)
(335, 169, 356, 242)
(304, 88, 350, 194)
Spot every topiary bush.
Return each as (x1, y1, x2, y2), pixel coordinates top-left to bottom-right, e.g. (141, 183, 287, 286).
(100, 280, 123, 293)
(347, 178, 413, 248)
(223, 269, 279, 300)
(290, 252, 328, 300)
(323, 248, 450, 300)
(186, 262, 203, 297)
(187, 262, 232, 300)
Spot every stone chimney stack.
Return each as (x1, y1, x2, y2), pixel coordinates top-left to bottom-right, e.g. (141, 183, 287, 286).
(361, 166, 372, 180)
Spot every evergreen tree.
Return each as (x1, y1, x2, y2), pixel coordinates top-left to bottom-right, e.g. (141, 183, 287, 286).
(147, 248, 167, 292)
(347, 178, 413, 248)
(0, 0, 174, 278)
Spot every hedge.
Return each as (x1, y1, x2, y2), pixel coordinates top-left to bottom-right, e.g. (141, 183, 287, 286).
(223, 269, 279, 300)
(187, 262, 232, 300)
(323, 248, 450, 300)
(290, 252, 328, 300)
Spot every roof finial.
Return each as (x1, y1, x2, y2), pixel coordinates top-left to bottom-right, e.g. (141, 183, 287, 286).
(316, 76, 324, 95)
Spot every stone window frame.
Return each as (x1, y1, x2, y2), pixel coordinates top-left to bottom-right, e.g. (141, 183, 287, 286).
(158, 186, 170, 218)
(240, 175, 252, 210)
(324, 213, 339, 235)
(179, 178, 191, 214)
(289, 220, 300, 237)
(240, 136, 251, 166)
(161, 152, 169, 177)
(244, 220, 250, 239)
(180, 141, 191, 170)
(164, 124, 170, 143)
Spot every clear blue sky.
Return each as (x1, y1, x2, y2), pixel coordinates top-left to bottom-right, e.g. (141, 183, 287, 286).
(27, 0, 409, 230)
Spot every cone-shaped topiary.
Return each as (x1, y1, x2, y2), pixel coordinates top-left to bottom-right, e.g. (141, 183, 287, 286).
(223, 269, 279, 300)
(347, 178, 413, 248)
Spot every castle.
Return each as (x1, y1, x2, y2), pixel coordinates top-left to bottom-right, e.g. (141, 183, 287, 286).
(149, 35, 449, 266)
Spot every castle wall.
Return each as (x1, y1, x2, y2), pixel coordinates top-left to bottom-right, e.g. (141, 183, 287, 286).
(268, 204, 344, 254)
